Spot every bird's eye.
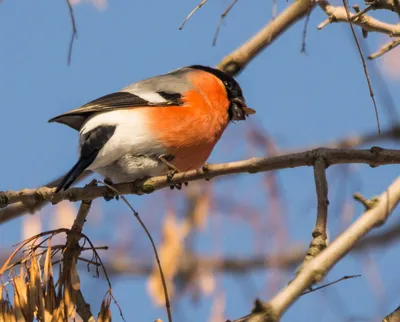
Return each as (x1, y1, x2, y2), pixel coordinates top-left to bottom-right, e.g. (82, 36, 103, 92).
(224, 81, 232, 90)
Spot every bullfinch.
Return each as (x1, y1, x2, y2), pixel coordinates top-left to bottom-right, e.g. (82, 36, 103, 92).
(49, 65, 255, 192)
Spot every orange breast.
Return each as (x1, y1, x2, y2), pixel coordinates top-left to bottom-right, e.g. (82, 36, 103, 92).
(145, 71, 230, 171)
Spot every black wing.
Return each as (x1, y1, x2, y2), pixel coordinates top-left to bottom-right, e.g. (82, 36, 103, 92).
(49, 91, 182, 131)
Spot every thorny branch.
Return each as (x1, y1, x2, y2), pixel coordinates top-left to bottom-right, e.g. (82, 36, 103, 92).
(229, 176, 400, 322)
(1, 147, 400, 209)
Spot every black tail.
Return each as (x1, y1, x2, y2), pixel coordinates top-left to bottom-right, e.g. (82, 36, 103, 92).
(55, 125, 117, 193)
(55, 156, 96, 193)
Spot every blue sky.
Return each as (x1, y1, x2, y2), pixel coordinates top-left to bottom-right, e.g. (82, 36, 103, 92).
(1, 0, 400, 321)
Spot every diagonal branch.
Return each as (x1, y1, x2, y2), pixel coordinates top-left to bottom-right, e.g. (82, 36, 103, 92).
(217, 0, 315, 75)
(230, 176, 400, 322)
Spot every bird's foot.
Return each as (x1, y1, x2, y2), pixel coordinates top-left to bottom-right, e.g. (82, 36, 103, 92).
(169, 182, 188, 190)
(158, 154, 188, 190)
(158, 154, 180, 180)
(103, 178, 119, 202)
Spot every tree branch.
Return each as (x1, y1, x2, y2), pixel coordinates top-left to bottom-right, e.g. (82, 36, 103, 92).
(1, 147, 400, 210)
(318, 0, 400, 37)
(1, 126, 399, 224)
(217, 0, 315, 75)
(297, 158, 329, 273)
(230, 176, 400, 321)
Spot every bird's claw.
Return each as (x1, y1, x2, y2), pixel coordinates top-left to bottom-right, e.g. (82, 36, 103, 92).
(167, 169, 178, 180)
(158, 154, 180, 180)
(169, 182, 188, 190)
(103, 178, 119, 202)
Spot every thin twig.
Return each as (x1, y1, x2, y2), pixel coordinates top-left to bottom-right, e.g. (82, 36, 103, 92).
(65, 0, 78, 65)
(301, 274, 361, 295)
(80, 232, 126, 321)
(369, 39, 400, 60)
(179, 0, 209, 30)
(350, 5, 373, 21)
(217, 0, 315, 75)
(213, 0, 239, 46)
(301, 7, 313, 54)
(100, 181, 173, 322)
(341, 0, 381, 135)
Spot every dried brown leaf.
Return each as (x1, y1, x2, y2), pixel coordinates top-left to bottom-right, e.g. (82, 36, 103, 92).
(43, 240, 52, 286)
(50, 300, 64, 322)
(1, 298, 17, 322)
(63, 280, 76, 319)
(70, 260, 80, 291)
(97, 295, 111, 322)
(44, 275, 56, 322)
(28, 257, 40, 319)
(13, 271, 31, 322)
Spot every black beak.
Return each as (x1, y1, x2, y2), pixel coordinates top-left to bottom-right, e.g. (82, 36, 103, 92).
(230, 98, 256, 121)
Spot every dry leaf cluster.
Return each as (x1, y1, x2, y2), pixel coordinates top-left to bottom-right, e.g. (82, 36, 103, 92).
(0, 229, 113, 322)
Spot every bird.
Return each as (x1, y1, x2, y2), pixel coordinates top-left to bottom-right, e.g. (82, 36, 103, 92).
(49, 65, 256, 193)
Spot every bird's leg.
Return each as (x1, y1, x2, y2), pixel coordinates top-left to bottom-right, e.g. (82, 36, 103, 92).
(158, 154, 188, 190)
(103, 177, 119, 201)
(158, 154, 179, 179)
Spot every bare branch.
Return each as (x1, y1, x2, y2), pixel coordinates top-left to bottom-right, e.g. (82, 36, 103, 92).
(343, 0, 381, 134)
(1, 126, 399, 224)
(179, 0, 209, 30)
(298, 158, 329, 273)
(383, 305, 400, 322)
(230, 176, 400, 321)
(217, 0, 315, 75)
(101, 182, 173, 322)
(213, 0, 239, 46)
(65, 0, 78, 65)
(369, 38, 400, 59)
(301, 274, 361, 295)
(318, 0, 400, 36)
(1, 147, 400, 209)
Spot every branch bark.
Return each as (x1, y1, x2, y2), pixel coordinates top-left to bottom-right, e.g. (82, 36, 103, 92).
(318, 0, 400, 36)
(297, 158, 329, 273)
(217, 0, 315, 75)
(1, 147, 400, 210)
(230, 176, 400, 322)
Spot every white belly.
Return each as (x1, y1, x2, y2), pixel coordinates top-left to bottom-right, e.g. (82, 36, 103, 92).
(94, 154, 169, 182)
(78, 109, 167, 182)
